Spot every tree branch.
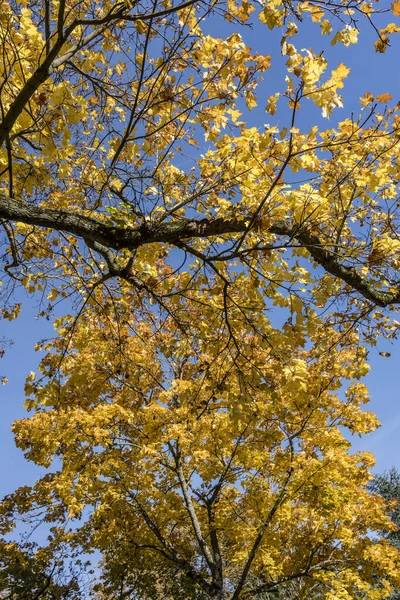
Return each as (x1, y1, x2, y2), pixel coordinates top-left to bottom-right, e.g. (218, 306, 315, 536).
(0, 194, 399, 307)
(170, 443, 216, 574)
(0, 0, 201, 147)
(231, 436, 295, 600)
(0, 194, 245, 249)
(125, 490, 214, 596)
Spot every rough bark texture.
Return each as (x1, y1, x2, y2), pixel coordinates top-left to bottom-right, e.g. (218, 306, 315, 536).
(1, 193, 398, 307)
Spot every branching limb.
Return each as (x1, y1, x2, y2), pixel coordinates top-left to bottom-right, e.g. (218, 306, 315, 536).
(0, 193, 399, 306)
(1, 220, 20, 278)
(125, 490, 215, 596)
(231, 435, 295, 600)
(169, 442, 217, 576)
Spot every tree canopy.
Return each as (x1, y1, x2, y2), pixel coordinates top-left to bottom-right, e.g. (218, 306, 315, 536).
(1, 0, 400, 597)
(370, 469, 400, 551)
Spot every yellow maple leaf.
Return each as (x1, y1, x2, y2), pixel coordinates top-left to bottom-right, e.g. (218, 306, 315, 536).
(392, 0, 400, 16)
(360, 91, 374, 106)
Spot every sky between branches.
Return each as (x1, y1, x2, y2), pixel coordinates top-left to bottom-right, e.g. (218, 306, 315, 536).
(1, 2, 400, 501)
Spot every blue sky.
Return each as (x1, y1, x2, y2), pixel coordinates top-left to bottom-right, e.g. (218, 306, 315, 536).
(1, 3, 400, 501)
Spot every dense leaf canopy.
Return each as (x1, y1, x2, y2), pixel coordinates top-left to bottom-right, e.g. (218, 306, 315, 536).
(1, 0, 400, 597)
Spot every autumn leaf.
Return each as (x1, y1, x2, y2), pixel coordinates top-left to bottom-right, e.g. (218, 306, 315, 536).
(0, 0, 400, 597)
(392, 0, 400, 16)
(376, 93, 393, 102)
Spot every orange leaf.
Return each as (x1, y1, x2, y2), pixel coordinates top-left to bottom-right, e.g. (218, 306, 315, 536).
(376, 93, 393, 102)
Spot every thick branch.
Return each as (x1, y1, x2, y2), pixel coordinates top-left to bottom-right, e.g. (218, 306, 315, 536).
(0, 1, 200, 147)
(0, 194, 245, 249)
(0, 21, 76, 147)
(0, 194, 399, 307)
(283, 225, 399, 308)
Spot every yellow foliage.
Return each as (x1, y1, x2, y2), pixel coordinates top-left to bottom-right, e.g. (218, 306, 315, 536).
(0, 0, 400, 597)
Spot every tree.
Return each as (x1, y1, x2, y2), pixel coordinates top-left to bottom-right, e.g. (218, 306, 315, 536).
(0, 538, 89, 599)
(366, 468, 400, 600)
(370, 468, 400, 550)
(2, 0, 400, 598)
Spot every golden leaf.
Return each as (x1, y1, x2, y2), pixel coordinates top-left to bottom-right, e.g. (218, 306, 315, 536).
(376, 93, 393, 102)
(392, 0, 400, 16)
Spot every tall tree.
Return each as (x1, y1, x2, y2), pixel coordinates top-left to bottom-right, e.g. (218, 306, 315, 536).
(1, 0, 400, 598)
(366, 468, 400, 600)
(370, 468, 400, 550)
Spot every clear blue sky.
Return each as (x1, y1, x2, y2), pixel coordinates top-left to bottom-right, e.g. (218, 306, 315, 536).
(1, 4, 400, 501)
